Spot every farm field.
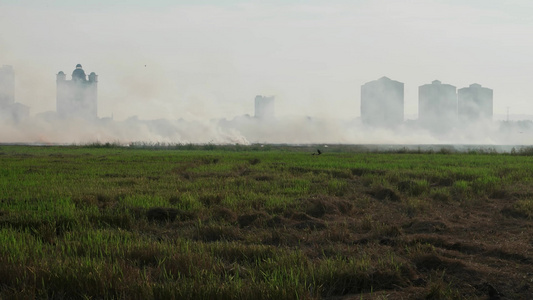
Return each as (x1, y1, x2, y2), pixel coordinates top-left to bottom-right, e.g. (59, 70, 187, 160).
(0, 144, 532, 299)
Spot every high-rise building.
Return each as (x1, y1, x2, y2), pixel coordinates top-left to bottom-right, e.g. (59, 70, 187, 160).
(56, 64, 98, 119)
(0, 65, 15, 108)
(418, 80, 457, 127)
(458, 83, 493, 122)
(254, 95, 275, 119)
(0, 65, 29, 122)
(361, 76, 404, 127)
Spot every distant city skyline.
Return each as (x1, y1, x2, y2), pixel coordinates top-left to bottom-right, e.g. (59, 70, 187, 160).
(2, 63, 533, 145)
(1, 1, 533, 122)
(2, 64, 501, 125)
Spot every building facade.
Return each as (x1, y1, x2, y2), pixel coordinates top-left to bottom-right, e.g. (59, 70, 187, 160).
(361, 76, 404, 127)
(56, 64, 98, 119)
(418, 80, 457, 128)
(254, 95, 275, 119)
(0, 65, 29, 122)
(0, 65, 15, 108)
(458, 83, 493, 122)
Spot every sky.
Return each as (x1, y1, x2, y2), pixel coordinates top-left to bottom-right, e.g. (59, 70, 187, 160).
(1, 0, 533, 121)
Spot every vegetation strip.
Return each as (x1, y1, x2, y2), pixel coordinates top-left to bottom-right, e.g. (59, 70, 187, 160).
(0, 145, 532, 299)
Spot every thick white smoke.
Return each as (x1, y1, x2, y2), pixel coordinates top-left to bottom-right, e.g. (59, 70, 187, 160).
(0, 115, 250, 145)
(1, 109, 533, 146)
(2, 2, 533, 146)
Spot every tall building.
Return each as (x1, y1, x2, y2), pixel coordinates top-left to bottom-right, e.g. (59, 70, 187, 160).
(0, 65, 29, 122)
(0, 65, 15, 108)
(458, 83, 493, 122)
(56, 64, 98, 119)
(361, 76, 404, 127)
(418, 80, 457, 128)
(254, 95, 275, 119)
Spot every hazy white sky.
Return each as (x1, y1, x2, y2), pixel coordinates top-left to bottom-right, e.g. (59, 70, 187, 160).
(1, 0, 532, 121)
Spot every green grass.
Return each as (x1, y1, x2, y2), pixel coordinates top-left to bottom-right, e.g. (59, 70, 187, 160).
(0, 145, 532, 299)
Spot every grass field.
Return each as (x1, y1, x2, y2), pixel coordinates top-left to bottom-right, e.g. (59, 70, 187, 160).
(0, 144, 532, 299)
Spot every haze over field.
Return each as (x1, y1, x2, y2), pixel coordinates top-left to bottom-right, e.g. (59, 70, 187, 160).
(1, 0, 533, 145)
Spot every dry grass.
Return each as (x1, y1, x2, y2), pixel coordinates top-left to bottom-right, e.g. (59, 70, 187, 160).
(0, 145, 532, 299)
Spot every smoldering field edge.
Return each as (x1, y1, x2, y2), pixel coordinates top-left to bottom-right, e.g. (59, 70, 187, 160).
(3, 113, 533, 145)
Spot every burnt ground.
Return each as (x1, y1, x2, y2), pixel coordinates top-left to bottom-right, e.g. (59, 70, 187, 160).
(335, 193, 530, 299)
(225, 184, 533, 299)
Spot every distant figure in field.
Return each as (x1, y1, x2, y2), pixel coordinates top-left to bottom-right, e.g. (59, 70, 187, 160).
(312, 149, 322, 155)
